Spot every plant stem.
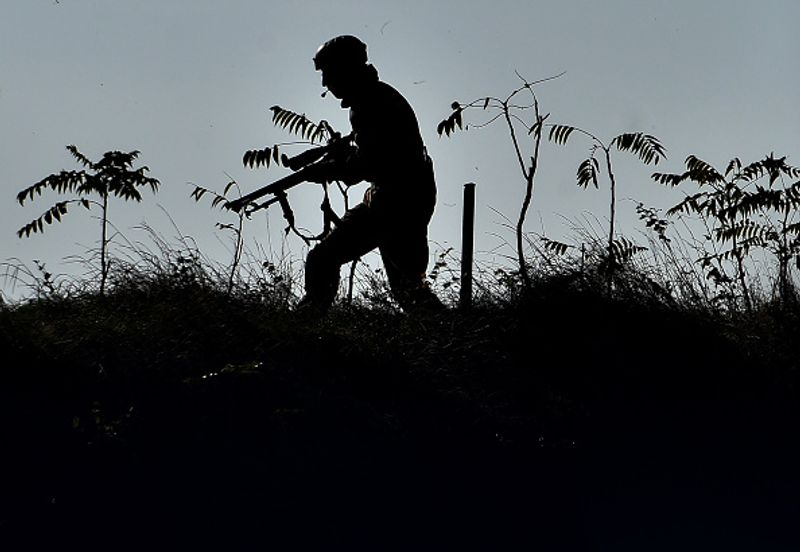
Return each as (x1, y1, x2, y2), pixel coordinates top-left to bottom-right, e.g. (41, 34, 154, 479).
(604, 148, 617, 290)
(347, 260, 357, 304)
(100, 191, 109, 296)
(735, 247, 752, 313)
(227, 213, 244, 295)
(502, 102, 532, 288)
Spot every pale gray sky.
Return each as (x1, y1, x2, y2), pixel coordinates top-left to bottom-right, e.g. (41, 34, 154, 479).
(2, 0, 798, 300)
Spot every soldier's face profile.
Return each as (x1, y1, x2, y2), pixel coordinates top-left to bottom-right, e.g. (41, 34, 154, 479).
(320, 67, 350, 100)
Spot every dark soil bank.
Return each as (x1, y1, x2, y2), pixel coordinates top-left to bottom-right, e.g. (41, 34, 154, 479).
(1, 288, 798, 550)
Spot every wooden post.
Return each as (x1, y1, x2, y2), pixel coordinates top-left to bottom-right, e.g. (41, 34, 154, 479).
(460, 182, 476, 310)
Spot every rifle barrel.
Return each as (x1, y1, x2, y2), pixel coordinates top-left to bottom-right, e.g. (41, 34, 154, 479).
(229, 132, 353, 213)
(282, 145, 328, 171)
(228, 168, 309, 212)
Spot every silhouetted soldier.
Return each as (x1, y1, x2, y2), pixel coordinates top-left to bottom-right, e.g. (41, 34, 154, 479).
(298, 35, 444, 314)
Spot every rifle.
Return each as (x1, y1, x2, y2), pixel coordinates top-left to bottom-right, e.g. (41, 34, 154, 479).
(228, 133, 354, 215)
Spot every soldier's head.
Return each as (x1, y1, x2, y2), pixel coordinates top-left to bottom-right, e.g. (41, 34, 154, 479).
(313, 35, 375, 101)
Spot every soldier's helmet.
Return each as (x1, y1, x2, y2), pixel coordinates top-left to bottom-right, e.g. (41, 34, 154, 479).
(313, 35, 368, 71)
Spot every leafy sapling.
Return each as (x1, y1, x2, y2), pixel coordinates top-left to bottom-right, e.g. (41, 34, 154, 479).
(438, 71, 564, 288)
(547, 124, 666, 276)
(653, 153, 800, 309)
(16, 145, 160, 295)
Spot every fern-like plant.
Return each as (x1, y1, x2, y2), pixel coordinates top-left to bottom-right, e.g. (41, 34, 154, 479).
(547, 124, 666, 275)
(16, 145, 159, 295)
(653, 153, 800, 309)
(242, 105, 337, 171)
(190, 176, 247, 295)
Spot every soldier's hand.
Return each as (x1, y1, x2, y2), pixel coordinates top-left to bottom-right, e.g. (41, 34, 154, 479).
(303, 161, 335, 184)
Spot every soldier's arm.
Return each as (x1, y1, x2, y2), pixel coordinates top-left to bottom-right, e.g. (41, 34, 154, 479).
(303, 146, 364, 186)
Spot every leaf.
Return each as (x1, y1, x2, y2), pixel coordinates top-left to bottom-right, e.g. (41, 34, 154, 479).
(705, 266, 732, 285)
(611, 133, 666, 165)
(651, 171, 685, 186)
(548, 124, 576, 145)
(437, 102, 466, 138)
(725, 157, 742, 177)
(784, 181, 800, 209)
(144, 175, 160, 194)
(243, 146, 276, 169)
(685, 155, 724, 184)
(758, 152, 800, 185)
(714, 219, 772, 244)
(310, 119, 333, 144)
(270, 105, 329, 142)
(666, 192, 706, 217)
(66, 145, 95, 169)
(18, 202, 70, 238)
(243, 149, 253, 168)
(609, 237, 647, 264)
(788, 221, 800, 236)
(636, 202, 671, 243)
(541, 237, 572, 256)
(527, 113, 550, 137)
(577, 157, 600, 189)
(16, 170, 87, 205)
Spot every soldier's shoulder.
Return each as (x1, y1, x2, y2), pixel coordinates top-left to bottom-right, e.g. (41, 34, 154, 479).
(372, 80, 414, 111)
(372, 79, 405, 99)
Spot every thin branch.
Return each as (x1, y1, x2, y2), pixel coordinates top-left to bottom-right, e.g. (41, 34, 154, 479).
(470, 112, 506, 130)
(515, 69, 567, 88)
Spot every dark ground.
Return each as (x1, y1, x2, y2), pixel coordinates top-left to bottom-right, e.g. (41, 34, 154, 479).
(1, 286, 798, 550)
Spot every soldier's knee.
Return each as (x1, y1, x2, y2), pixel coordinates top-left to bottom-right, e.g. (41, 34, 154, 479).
(306, 243, 333, 272)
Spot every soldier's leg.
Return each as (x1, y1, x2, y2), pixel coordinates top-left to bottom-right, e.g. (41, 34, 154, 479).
(378, 156, 442, 313)
(301, 203, 377, 311)
(379, 224, 445, 314)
